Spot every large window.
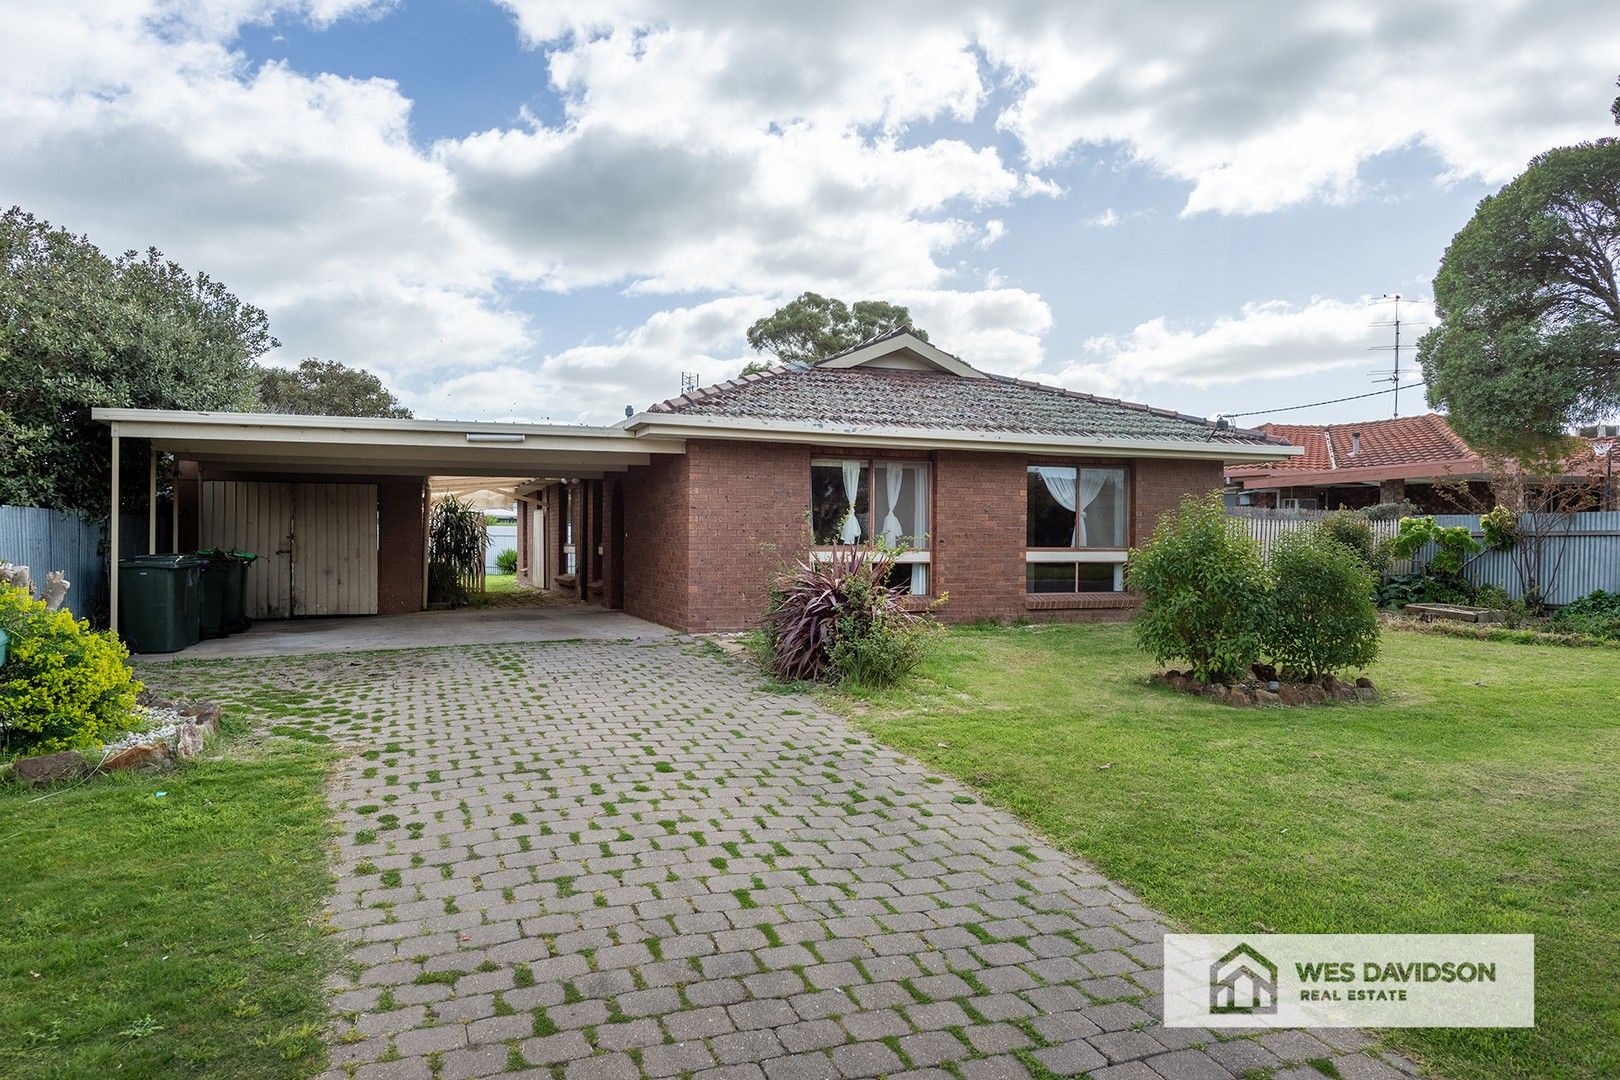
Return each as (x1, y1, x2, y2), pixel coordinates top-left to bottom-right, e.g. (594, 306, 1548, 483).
(1025, 465, 1128, 592)
(810, 458, 930, 594)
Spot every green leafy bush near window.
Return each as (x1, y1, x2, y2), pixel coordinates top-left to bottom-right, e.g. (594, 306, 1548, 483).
(765, 545, 939, 688)
(1266, 529, 1380, 679)
(0, 584, 142, 757)
(1551, 590, 1620, 640)
(1126, 493, 1271, 684)
(495, 548, 519, 575)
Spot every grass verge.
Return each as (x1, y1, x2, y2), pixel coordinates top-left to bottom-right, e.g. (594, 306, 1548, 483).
(0, 738, 335, 1079)
(835, 623, 1620, 1080)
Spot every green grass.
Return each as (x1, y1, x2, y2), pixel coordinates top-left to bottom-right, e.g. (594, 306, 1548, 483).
(0, 743, 336, 1079)
(482, 572, 523, 594)
(836, 623, 1620, 1080)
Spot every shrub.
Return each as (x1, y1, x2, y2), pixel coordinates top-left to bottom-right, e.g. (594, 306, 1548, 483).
(1126, 493, 1270, 684)
(1388, 515, 1481, 575)
(1480, 505, 1518, 551)
(1318, 510, 1386, 573)
(764, 545, 936, 687)
(0, 584, 142, 756)
(428, 496, 487, 606)
(1266, 529, 1380, 678)
(1377, 571, 1474, 609)
(1551, 589, 1620, 640)
(495, 548, 519, 575)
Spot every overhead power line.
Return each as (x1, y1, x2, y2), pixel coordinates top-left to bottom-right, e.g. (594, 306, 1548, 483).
(1222, 379, 1427, 420)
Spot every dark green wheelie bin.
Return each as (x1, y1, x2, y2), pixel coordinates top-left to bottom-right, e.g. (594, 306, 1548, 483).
(195, 548, 257, 636)
(118, 554, 203, 653)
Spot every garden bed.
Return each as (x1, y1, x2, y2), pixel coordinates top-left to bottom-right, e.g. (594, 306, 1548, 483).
(7, 696, 223, 786)
(1156, 664, 1377, 706)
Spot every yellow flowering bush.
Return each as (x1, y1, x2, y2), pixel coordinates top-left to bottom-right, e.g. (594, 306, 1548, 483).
(0, 584, 142, 756)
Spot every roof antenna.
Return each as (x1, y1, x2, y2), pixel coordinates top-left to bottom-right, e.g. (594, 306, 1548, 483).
(1368, 293, 1427, 418)
(680, 372, 701, 394)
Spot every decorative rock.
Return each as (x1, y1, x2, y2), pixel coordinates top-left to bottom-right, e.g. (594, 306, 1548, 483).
(1331, 683, 1357, 702)
(1302, 684, 1328, 704)
(1355, 677, 1375, 689)
(1277, 685, 1305, 707)
(181, 703, 222, 734)
(174, 723, 206, 760)
(1251, 688, 1281, 705)
(14, 750, 88, 786)
(1203, 683, 1230, 700)
(102, 742, 171, 773)
(1227, 688, 1253, 707)
(1267, 680, 1281, 692)
(1355, 686, 1378, 701)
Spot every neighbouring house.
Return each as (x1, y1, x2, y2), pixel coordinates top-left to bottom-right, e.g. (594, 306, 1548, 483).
(93, 331, 1294, 635)
(1225, 412, 1612, 513)
(516, 331, 1291, 630)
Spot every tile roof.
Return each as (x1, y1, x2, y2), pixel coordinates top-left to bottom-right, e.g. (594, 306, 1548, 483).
(1225, 413, 1482, 477)
(648, 363, 1284, 446)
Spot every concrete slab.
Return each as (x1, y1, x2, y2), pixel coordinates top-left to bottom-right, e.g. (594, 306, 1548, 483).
(136, 602, 671, 661)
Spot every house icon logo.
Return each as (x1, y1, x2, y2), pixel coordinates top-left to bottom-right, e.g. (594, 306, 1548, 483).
(1209, 942, 1279, 1015)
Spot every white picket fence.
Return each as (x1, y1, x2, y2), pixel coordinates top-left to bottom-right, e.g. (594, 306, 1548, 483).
(1228, 507, 1620, 606)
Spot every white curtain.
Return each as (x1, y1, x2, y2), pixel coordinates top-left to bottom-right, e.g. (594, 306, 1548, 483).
(881, 462, 905, 542)
(840, 460, 862, 543)
(1034, 466, 1078, 545)
(1077, 470, 1107, 546)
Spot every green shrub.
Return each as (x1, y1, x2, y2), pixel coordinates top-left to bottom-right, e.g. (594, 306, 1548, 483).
(1480, 506, 1518, 551)
(1388, 515, 1481, 575)
(428, 495, 486, 606)
(1318, 510, 1386, 573)
(1551, 590, 1620, 640)
(826, 571, 936, 689)
(1266, 529, 1380, 679)
(1377, 571, 1474, 609)
(0, 585, 142, 756)
(495, 548, 519, 575)
(1127, 493, 1270, 683)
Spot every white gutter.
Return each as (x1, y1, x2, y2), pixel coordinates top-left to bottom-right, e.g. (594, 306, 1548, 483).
(624, 411, 1302, 463)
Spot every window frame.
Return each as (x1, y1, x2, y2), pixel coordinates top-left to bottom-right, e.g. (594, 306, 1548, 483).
(808, 455, 933, 596)
(1023, 461, 1132, 594)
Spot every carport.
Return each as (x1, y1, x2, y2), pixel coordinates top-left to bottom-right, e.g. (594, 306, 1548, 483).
(93, 409, 684, 631)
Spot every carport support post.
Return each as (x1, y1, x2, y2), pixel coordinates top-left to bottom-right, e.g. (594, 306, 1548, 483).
(109, 428, 120, 635)
(147, 447, 158, 554)
(171, 457, 180, 553)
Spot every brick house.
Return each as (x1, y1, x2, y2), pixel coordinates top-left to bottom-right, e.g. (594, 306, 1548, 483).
(1224, 413, 1609, 513)
(516, 331, 1292, 632)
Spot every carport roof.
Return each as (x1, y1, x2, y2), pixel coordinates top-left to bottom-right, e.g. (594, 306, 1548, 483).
(92, 408, 685, 478)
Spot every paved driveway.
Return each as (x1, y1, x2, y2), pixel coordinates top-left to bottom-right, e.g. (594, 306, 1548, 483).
(255, 640, 1410, 1080)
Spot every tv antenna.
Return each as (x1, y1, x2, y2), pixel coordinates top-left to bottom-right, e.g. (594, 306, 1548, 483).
(1368, 293, 1427, 418)
(680, 371, 701, 394)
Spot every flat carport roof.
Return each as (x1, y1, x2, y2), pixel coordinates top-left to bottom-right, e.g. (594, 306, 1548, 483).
(92, 408, 686, 627)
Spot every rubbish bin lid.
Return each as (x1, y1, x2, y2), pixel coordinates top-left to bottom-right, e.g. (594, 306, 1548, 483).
(120, 554, 204, 569)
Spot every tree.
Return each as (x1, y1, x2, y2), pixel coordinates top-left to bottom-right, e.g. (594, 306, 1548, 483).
(745, 292, 927, 364)
(0, 207, 273, 516)
(1418, 100, 1620, 456)
(258, 358, 412, 419)
(739, 359, 776, 378)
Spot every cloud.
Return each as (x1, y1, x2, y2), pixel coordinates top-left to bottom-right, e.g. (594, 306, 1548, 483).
(1056, 296, 1431, 394)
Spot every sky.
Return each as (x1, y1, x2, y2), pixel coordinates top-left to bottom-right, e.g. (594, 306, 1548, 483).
(2, 1, 1618, 428)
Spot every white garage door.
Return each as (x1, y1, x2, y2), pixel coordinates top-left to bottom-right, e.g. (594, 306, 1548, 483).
(201, 481, 379, 617)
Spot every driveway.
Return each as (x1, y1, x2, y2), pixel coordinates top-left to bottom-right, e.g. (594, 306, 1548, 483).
(174, 639, 1414, 1080)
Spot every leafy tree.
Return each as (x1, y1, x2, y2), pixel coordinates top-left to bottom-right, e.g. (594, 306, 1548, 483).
(0, 207, 273, 516)
(1266, 529, 1380, 679)
(739, 359, 776, 378)
(1418, 98, 1620, 455)
(258, 358, 412, 419)
(1126, 493, 1271, 684)
(745, 292, 927, 364)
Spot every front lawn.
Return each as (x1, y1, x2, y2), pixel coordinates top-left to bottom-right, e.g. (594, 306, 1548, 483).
(836, 624, 1619, 1080)
(0, 740, 335, 1079)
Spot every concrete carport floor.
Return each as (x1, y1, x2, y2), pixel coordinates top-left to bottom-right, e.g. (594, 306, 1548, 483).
(134, 600, 671, 661)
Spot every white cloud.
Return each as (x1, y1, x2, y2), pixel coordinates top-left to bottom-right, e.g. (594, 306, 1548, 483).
(1056, 296, 1431, 394)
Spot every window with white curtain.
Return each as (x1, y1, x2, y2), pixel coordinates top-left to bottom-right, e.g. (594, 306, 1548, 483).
(1025, 464, 1128, 592)
(810, 458, 931, 594)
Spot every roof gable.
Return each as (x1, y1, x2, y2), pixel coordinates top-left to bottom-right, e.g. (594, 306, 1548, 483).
(812, 328, 986, 379)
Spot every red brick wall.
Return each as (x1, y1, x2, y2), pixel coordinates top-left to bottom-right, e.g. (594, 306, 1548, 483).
(622, 454, 693, 630)
(611, 441, 1226, 633)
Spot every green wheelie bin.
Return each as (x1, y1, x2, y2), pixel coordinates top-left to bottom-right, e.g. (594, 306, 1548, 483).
(118, 554, 203, 653)
(195, 548, 257, 635)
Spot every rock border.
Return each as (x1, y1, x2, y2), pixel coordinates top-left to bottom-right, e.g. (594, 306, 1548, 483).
(1156, 665, 1376, 707)
(7, 700, 223, 787)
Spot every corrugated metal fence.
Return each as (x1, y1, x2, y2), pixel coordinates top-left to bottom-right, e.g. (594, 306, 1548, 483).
(1229, 508, 1620, 606)
(0, 505, 151, 625)
(485, 524, 518, 573)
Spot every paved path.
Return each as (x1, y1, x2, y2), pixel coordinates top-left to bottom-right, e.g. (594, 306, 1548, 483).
(300, 640, 1415, 1080)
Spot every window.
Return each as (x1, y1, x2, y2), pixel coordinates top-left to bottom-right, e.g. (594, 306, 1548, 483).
(810, 458, 931, 594)
(1025, 464, 1129, 593)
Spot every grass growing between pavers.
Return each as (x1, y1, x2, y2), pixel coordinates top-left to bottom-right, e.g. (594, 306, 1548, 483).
(0, 735, 336, 1079)
(834, 623, 1620, 1080)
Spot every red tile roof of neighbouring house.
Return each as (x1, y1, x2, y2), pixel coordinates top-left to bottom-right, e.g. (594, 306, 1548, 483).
(649, 363, 1288, 447)
(1225, 413, 1486, 485)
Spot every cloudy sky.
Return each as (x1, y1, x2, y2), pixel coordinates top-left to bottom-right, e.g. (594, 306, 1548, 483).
(4, 1, 1617, 426)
